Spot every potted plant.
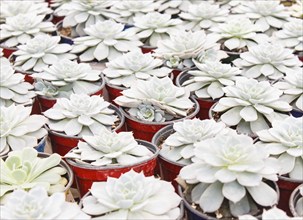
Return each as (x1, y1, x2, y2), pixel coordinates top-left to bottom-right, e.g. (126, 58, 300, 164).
(179, 1, 229, 31)
(152, 118, 231, 189)
(239, 206, 301, 219)
(211, 78, 292, 137)
(0, 147, 73, 201)
(178, 132, 280, 219)
(103, 50, 171, 102)
(44, 93, 125, 156)
(32, 59, 104, 111)
(65, 128, 158, 196)
(0, 13, 56, 58)
(256, 116, 303, 215)
(233, 42, 302, 81)
(80, 170, 183, 219)
(0, 104, 48, 156)
(176, 60, 242, 119)
(130, 12, 183, 53)
(0, 187, 90, 219)
(114, 76, 199, 141)
(290, 184, 303, 217)
(70, 20, 143, 63)
(273, 67, 303, 117)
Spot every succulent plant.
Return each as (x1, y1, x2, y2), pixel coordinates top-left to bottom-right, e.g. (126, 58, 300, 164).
(71, 20, 143, 62)
(213, 78, 292, 136)
(81, 170, 182, 219)
(131, 12, 183, 47)
(114, 76, 195, 119)
(179, 1, 229, 31)
(287, 0, 303, 18)
(32, 59, 102, 98)
(157, 0, 183, 15)
(103, 51, 171, 88)
(0, 13, 56, 48)
(181, 60, 242, 100)
(0, 104, 47, 156)
(256, 116, 303, 180)
(44, 94, 119, 136)
(0, 58, 35, 106)
(128, 103, 168, 123)
(0, 148, 68, 198)
(179, 133, 280, 216)
(233, 42, 302, 80)
(13, 34, 76, 73)
(0, 187, 90, 219)
(51, 0, 72, 17)
(65, 129, 153, 166)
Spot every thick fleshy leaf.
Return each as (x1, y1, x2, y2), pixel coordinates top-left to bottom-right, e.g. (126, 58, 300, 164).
(240, 106, 258, 122)
(222, 181, 246, 203)
(221, 106, 243, 126)
(247, 182, 278, 206)
(199, 182, 224, 213)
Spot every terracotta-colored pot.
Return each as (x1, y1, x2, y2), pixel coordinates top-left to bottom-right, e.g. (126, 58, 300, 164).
(48, 104, 125, 156)
(66, 140, 159, 197)
(277, 176, 303, 216)
(141, 45, 157, 54)
(289, 183, 303, 217)
(119, 97, 199, 142)
(105, 83, 125, 104)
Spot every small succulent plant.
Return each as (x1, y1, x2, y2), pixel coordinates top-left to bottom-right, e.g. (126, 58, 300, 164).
(65, 129, 153, 166)
(128, 103, 167, 123)
(103, 51, 171, 88)
(13, 34, 76, 72)
(0, 187, 90, 219)
(0, 104, 47, 156)
(71, 20, 143, 62)
(81, 170, 182, 219)
(44, 94, 119, 136)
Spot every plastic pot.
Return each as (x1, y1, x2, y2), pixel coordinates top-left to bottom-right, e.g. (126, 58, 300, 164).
(141, 45, 157, 54)
(119, 97, 199, 142)
(35, 136, 47, 153)
(105, 83, 125, 104)
(66, 140, 159, 197)
(289, 183, 303, 217)
(290, 107, 303, 118)
(1, 45, 17, 58)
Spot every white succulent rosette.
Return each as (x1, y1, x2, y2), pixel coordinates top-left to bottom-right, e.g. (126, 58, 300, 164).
(51, 0, 72, 16)
(0, 187, 90, 219)
(103, 51, 171, 88)
(233, 42, 302, 80)
(56, 0, 118, 37)
(0, 58, 35, 106)
(273, 68, 303, 111)
(161, 118, 231, 165)
(193, 48, 228, 65)
(287, 0, 303, 19)
(179, 2, 229, 31)
(209, 16, 269, 52)
(44, 94, 119, 137)
(131, 12, 183, 47)
(71, 20, 143, 62)
(256, 116, 303, 180)
(111, 0, 160, 25)
(154, 30, 220, 69)
(65, 129, 153, 166)
(273, 18, 303, 53)
(232, 0, 290, 33)
(157, 0, 183, 15)
(181, 60, 242, 100)
(0, 148, 68, 199)
(179, 133, 280, 216)
(0, 13, 56, 48)
(81, 170, 182, 219)
(32, 59, 102, 98)
(213, 78, 292, 136)
(13, 34, 76, 73)
(0, 104, 47, 156)
(114, 76, 195, 120)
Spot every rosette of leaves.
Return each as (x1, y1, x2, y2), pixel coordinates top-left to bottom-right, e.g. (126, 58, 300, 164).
(233, 42, 302, 80)
(0, 148, 68, 198)
(256, 116, 303, 180)
(71, 20, 143, 62)
(13, 34, 76, 72)
(103, 50, 171, 88)
(287, 0, 303, 19)
(181, 60, 242, 100)
(179, 133, 280, 217)
(65, 129, 153, 166)
(0, 58, 35, 106)
(32, 59, 102, 98)
(0, 13, 56, 48)
(213, 78, 292, 136)
(44, 94, 119, 136)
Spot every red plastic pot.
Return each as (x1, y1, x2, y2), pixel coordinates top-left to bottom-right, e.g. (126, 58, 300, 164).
(30, 97, 42, 115)
(141, 45, 157, 54)
(277, 176, 303, 216)
(66, 140, 159, 197)
(1, 46, 17, 59)
(119, 97, 199, 142)
(289, 183, 303, 217)
(105, 83, 125, 104)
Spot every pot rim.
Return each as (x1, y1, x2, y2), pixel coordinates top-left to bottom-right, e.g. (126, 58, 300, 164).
(289, 183, 303, 217)
(278, 175, 303, 184)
